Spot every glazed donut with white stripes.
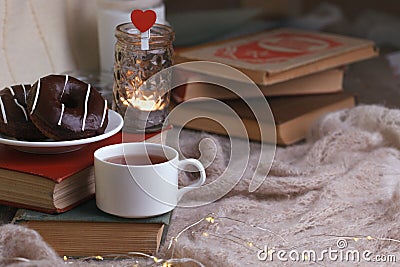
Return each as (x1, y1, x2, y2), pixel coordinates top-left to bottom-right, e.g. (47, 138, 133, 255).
(0, 84, 46, 140)
(27, 75, 108, 141)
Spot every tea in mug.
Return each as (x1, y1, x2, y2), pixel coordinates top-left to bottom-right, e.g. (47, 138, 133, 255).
(105, 154, 168, 166)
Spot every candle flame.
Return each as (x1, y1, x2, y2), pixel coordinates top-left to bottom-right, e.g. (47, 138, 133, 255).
(120, 79, 167, 111)
(120, 96, 165, 111)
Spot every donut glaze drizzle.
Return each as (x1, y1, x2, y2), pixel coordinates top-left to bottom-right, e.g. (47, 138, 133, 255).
(82, 84, 91, 131)
(57, 75, 69, 126)
(30, 78, 41, 115)
(8, 87, 15, 96)
(12, 98, 28, 121)
(58, 104, 65, 126)
(61, 75, 68, 98)
(21, 84, 27, 103)
(0, 96, 7, 124)
(7, 87, 28, 121)
(100, 99, 107, 127)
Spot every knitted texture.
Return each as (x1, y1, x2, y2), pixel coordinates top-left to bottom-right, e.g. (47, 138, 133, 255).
(162, 105, 400, 266)
(1, 105, 400, 266)
(0, 224, 62, 267)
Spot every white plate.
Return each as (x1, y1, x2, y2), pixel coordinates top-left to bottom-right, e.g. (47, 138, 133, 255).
(0, 110, 123, 154)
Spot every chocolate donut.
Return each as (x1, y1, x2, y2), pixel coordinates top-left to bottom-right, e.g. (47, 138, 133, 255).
(0, 85, 46, 140)
(27, 75, 108, 141)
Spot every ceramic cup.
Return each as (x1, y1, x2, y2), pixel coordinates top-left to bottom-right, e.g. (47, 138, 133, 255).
(94, 142, 206, 218)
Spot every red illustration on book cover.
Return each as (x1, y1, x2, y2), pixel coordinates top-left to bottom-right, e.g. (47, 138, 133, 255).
(214, 32, 343, 64)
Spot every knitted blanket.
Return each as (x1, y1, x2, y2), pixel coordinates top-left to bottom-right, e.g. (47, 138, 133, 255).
(1, 105, 400, 266)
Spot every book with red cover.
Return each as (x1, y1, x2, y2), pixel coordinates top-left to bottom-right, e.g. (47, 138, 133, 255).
(175, 28, 378, 86)
(0, 130, 166, 214)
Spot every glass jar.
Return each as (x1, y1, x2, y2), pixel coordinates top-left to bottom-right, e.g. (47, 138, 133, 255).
(113, 23, 174, 132)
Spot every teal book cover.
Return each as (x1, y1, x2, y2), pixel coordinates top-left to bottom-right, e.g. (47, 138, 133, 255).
(13, 198, 172, 225)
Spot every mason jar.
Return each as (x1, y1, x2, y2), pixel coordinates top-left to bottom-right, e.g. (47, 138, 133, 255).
(113, 23, 174, 132)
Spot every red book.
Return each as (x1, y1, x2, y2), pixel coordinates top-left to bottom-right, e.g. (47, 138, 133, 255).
(0, 130, 166, 214)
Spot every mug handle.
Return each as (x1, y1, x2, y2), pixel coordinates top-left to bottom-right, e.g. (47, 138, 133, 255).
(176, 158, 206, 201)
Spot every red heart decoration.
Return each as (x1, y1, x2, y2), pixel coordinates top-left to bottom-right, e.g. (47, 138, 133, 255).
(130, 9, 156, 32)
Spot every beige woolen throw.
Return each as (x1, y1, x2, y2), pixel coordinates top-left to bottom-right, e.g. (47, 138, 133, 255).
(2, 104, 400, 266)
(162, 104, 400, 266)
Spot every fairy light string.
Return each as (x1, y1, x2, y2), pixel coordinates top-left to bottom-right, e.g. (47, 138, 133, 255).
(168, 212, 288, 256)
(1, 213, 400, 265)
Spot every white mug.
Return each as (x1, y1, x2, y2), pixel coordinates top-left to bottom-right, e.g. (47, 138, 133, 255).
(94, 142, 206, 218)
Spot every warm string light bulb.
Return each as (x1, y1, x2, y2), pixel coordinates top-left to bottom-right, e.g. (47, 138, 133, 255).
(95, 255, 104, 261)
(205, 216, 215, 223)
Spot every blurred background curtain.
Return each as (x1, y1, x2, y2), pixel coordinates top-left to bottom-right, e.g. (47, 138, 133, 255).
(0, 0, 98, 88)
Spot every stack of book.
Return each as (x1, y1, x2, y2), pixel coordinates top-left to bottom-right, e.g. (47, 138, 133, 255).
(12, 199, 171, 257)
(3, 130, 171, 257)
(171, 28, 378, 145)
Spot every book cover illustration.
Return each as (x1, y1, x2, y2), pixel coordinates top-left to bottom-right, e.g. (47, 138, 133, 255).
(179, 28, 376, 74)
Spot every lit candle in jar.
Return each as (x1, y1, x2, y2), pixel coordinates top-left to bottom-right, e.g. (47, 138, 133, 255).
(112, 22, 174, 133)
(129, 98, 166, 111)
(121, 93, 170, 132)
(122, 79, 166, 111)
(116, 71, 171, 132)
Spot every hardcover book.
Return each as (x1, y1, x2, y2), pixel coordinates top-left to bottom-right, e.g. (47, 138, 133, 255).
(175, 28, 378, 85)
(169, 92, 356, 145)
(12, 199, 172, 256)
(0, 133, 121, 214)
(0, 129, 168, 213)
(172, 68, 344, 102)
